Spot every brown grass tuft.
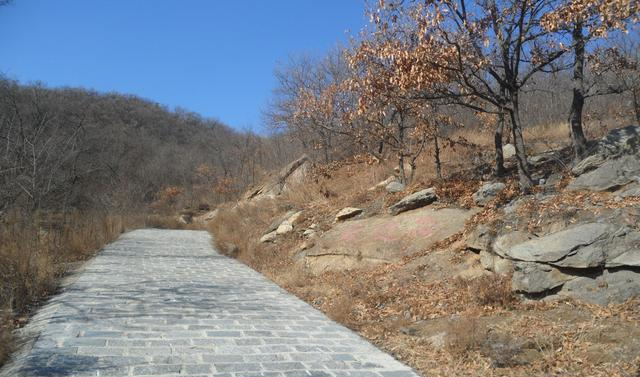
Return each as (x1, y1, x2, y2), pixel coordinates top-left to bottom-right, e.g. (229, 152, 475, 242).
(445, 316, 487, 356)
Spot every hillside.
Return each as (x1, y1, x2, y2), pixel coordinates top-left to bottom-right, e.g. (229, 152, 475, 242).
(209, 123, 640, 377)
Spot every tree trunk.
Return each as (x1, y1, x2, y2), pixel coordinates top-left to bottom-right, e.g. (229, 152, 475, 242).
(495, 88, 507, 176)
(397, 115, 407, 184)
(508, 94, 533, 193)
(569, 21, 588, 162)
(433, 133, 442, 180)
(633, 87, 640, 125)
(494, 109, 506, 176)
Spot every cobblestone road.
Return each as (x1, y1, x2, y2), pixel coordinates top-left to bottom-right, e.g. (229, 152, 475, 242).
(1, 229, 419, 377)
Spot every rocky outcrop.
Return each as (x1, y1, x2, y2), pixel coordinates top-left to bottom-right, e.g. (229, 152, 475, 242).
(572, 125, 640, 176)
(473, 182, 506, 206)
(244, 155, 311, 201)
(389, 188, 438, 215)
(568, 155, 640, 192)
(470, 220, 640, 304)
(298, 207, 475, 273)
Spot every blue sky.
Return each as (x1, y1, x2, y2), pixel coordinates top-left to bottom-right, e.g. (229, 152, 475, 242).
(0, 1, 367, 132)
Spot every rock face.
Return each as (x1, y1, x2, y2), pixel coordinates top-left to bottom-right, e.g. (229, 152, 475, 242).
(558, 270, 640, 306)
(335, 207, 363, 222)
(568, 155, 640, 191)
(512, 262, 574, 293)
(473, 182, 506, 206)
(571, 125, 640, 176)
(471, 220, 640, 304)
(620, 186, 640, 198)
(389, 188, 438, 215)
(299, 207, 476, 273)
(244, 155, 311, 201)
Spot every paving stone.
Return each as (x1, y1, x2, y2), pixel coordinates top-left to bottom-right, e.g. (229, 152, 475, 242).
(0, 229, 419, 377)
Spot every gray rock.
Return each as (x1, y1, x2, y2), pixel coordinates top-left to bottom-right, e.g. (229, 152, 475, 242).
(466, 225, 494, 252)
(480, 250, 514, 275)
(605, 231, 640, 267)
(572, 125, 640, 175)
(266, 210, 296, 233)
(505, 223, 614, 266)
(568, 155, 640, 191)
(511, 262, 575, 293)
(260, 231, 277, 243)
(204, 209, 219, 221)
(620, 186, 640, 198)
(528, 151, 557, 166)
(389, 188, 438, 215)
(502, 144, 516, 159)
(543, 173, 563, 190)
(558, 269, 640, 305)
(493, 231, 534, 258)
(472, 182, 506, 206)
(385, 181, 406, 193)
(275, 220, 294, 235)
(302, 229, 316, 238)
(335, 207, 363, 222)
(286, 211, 304, 225)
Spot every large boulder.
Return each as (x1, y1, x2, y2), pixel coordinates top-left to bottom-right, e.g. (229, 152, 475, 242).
(298, 207, 475, 273)
(389, 188, 438, 215)
(473, 182, 506, 207)
(504, 223, 640, 269)
(572, 125, 640, 175)
(568, 155, 640, 191)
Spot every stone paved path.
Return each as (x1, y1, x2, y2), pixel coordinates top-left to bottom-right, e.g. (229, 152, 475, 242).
(1, 229, 419, 377)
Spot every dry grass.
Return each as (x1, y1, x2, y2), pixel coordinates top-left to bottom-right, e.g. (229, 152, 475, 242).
(457, 274, 517, 309)
(0, 211, 144, 366)
(144, 214, 201, 230)
(445, 316, 487, 356)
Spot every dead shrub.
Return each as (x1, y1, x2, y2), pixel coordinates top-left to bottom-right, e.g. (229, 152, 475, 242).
(208, 200, 282, 263)
(471, 274, 517, 308)
(327, 293, 356, 325)
(445, 316, 487, 356)
(455, 274, 517, 309)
